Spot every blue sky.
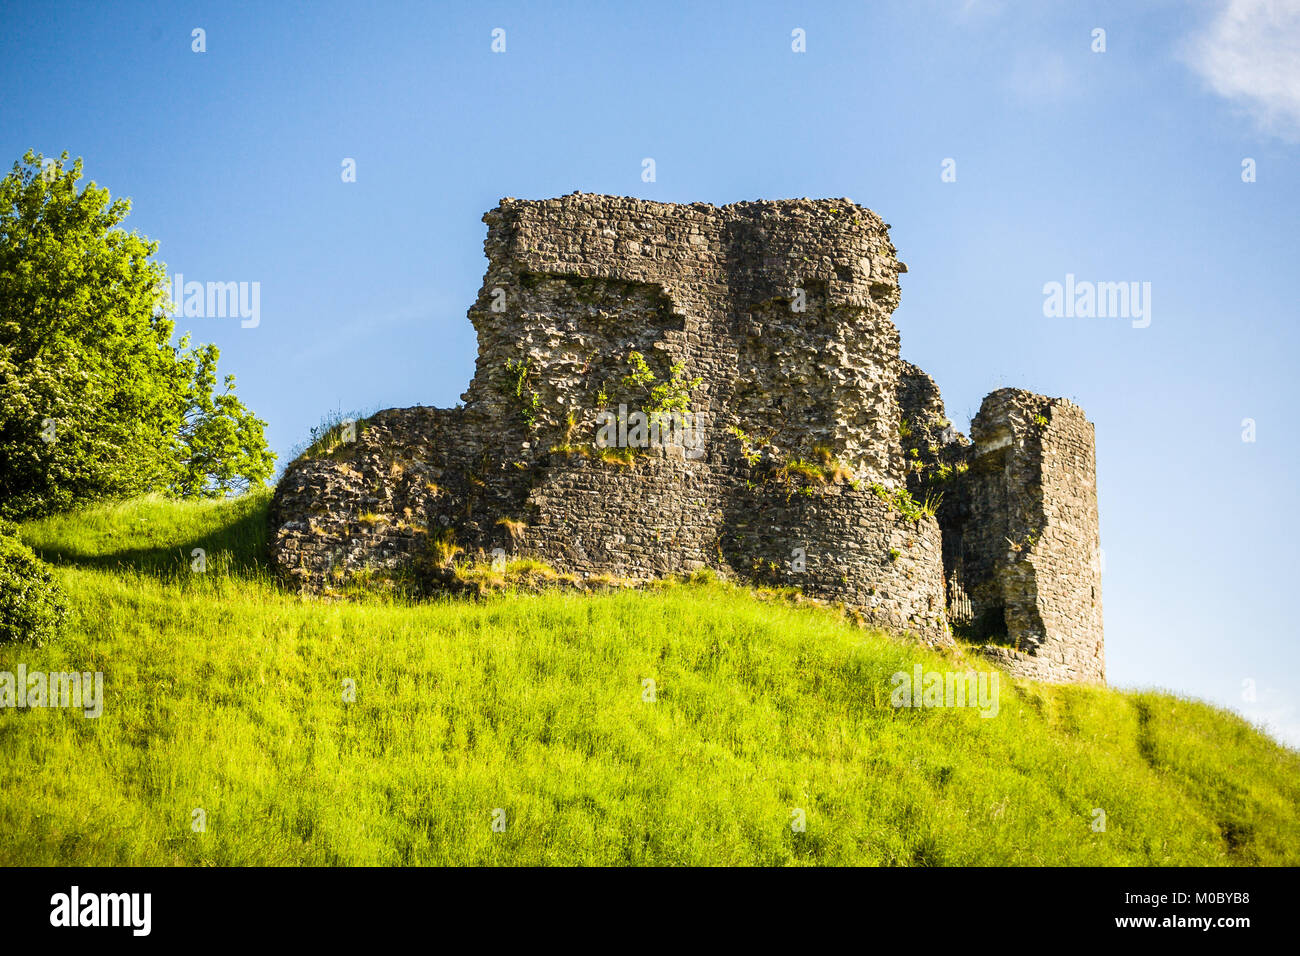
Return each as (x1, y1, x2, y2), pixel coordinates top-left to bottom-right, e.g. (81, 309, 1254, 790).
(3, 0, 1298, 743)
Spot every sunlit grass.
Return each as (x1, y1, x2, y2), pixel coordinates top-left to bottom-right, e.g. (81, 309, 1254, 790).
(1, 495, 1297, 865)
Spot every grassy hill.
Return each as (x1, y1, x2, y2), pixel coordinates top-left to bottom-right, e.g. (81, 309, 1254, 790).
(2, 493, 1297, 866)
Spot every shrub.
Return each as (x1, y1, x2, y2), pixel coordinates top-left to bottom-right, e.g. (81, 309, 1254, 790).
(0, 526, 68, 646)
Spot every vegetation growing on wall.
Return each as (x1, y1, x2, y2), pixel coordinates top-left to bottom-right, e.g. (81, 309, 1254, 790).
(618, 350, 701, 423)
(870, 483, 941, 523)
(728, 426, 859, 496)
(501, 358, 542, 429)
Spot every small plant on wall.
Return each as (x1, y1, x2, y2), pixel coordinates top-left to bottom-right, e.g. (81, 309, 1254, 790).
(618, 350, 701, 422)
(501, 358, 543, 429)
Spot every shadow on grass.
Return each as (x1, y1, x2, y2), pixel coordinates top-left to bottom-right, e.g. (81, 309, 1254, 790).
(24, 495, 271, 582)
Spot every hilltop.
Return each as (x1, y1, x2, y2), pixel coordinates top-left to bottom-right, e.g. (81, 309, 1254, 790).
(1, 493, 1296, 866)
(271, 195, 1103, 684)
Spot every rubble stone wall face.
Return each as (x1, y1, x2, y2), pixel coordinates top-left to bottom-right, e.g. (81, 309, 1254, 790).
(937, 390, 1105, 682)
(270, 194, 1103, 679)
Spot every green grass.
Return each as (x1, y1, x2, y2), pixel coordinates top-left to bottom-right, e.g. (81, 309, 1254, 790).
(2, 494, 1297, 865)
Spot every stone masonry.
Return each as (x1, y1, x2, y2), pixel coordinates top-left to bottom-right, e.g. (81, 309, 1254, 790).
(269, 194, 1104, 682)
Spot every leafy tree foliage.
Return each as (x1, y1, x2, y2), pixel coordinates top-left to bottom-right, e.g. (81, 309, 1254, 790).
(0, 521, 67, 646)
(0, 152, 274, 518)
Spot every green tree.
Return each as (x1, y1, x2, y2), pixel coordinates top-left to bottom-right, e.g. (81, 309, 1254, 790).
(172, 337, 274, 497)
(0, 151, 274, 519)
(0, 520, 67, 647)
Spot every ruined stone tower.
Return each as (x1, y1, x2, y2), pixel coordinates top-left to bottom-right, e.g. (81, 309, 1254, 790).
(269, 194, 1104, 683)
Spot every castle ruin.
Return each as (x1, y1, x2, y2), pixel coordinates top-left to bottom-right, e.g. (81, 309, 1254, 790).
(269, 194, 1104, 683)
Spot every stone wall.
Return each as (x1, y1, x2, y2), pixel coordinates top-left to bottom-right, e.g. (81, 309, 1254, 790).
(270, 194, 1103, 679)
(937, 390, 1105, 682)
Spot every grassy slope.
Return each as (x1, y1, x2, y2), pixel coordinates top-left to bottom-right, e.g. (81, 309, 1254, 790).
(2, 494, 1297, 866)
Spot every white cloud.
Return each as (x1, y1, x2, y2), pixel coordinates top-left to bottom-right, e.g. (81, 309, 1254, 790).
(1184, 0, 1300, 140)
